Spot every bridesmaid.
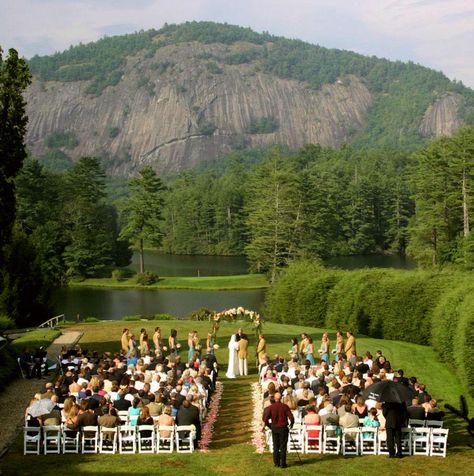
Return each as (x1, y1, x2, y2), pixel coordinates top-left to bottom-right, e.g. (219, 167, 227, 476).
(153, 326, 161, 352)
(187, 330, 199, 362)
(304, 337, 316, 365)
(168, 329, 178, 354)
(289, 337, 298, 359)
(319, 333, 330, 363)
(334, 330, 344, 361)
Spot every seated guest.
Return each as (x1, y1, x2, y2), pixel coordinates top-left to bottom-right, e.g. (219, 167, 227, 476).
(176, 399, 201, 444)
(352, 396, 369, 419)
(303, 406, 321, 443)
(137, 406, 154, 437)
(407, 397, 426, 420)
(339, 404, 360, 431)
(128, 397, 141, 425)
(362, 408, 380, 438)
(98, 406, 120, 428)
(156, 406, 175, 440)
(426, 399, 444, 421)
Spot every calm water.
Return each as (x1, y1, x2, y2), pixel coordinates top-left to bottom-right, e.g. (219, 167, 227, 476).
(52, 287, 266, 321)
(53, 252, 415, 320)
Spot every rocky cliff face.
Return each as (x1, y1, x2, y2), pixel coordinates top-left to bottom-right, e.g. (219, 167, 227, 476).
(25, 41, 464, 175)
(25, 42, 372, 175)
(420, 92, 464, 138)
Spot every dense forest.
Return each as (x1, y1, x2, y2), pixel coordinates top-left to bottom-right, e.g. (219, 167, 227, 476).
(28, 21, 474, 151)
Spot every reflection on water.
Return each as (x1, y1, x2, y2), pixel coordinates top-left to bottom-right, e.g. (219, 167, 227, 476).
(53, 287, 266, 321)
(54, 253, 415, 321)
(129, 251, 248, 276)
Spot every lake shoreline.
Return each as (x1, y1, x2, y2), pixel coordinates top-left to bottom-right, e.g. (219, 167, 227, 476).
(69, 273, 269, 291)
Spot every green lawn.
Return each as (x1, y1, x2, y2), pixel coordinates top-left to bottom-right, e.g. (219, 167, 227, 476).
(70, 274, 269, 290)
(2, 320, 473, 475)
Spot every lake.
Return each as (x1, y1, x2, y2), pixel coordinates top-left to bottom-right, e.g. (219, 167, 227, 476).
(53, 251, 415, 320)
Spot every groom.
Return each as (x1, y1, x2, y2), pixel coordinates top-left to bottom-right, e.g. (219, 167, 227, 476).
(237, 328, 248, 376)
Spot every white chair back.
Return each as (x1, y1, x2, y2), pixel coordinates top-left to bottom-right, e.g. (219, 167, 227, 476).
(23, 427, 42, 455)
(81, 426, 99, 454)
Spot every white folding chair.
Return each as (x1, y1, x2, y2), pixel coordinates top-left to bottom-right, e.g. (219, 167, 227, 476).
(175, 425, 195, 453)
(401, 427, 412, 455)
(322, 425, 341, 454)
(99, 427, 117, 454)
(265, 429, 273, 452)
(62, 427, 80, 453)
(377, 429, 389, 455)
(81, 426, 99, 454)
(117, 411, 129, 424)
(360, 427, 377, 455)
(157, 425, 175, 453)
(137, 425, 155, 453)
(288, 424, 304, 453)
(43, 425, 62, 454)
(412, 427, 430, 455)
(342, 427, 360, 456)
(23, 427, 42, 455)
(17, 358, 26, 379)
(408, 418, 426, 428)
(304, 425, 322, 453)
(430, 428, 448, 457)
(119, 425, 137, 453)
(426, 420, 443, 428)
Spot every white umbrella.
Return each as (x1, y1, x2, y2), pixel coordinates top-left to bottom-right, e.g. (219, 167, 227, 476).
(28, 398, 55, 418)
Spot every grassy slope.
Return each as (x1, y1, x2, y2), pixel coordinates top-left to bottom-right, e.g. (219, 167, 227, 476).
(70, 274, 269, 290)
(2, 321, 473, 475)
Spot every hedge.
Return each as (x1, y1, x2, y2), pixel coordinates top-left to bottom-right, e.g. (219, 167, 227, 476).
(265, 260, 474, 397)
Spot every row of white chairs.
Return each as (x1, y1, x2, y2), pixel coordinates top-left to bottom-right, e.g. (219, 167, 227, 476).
(265, 425, 448, 457)
(24, 424, 196, 455)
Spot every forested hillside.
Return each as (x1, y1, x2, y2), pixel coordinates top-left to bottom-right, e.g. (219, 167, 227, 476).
(25, 21, 474, 175)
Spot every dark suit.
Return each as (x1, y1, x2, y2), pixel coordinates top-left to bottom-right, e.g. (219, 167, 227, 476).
(176, 405, 201, 443)
(383, 402, 407, 457)
(407, 405, 425, 421)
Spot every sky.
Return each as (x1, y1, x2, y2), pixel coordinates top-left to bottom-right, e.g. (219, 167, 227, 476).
(2, 0, 474, 88)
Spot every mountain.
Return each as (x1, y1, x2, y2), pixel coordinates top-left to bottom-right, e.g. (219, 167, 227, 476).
(24, 21, 474, 175)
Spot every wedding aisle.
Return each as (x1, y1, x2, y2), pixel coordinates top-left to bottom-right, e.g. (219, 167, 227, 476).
(210, 372, 256, 449)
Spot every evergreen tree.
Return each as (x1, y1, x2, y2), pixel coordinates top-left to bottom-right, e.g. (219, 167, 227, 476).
(245, 149, 299, 282)
(63, 157, 114, 278)
(0, 47, 31, 256)
(120, 166, 165, 273)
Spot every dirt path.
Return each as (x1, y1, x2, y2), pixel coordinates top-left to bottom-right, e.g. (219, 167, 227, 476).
(0, 331, 83, 456)
(211, 371, 256, 449)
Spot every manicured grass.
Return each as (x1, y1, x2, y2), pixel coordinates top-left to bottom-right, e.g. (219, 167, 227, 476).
(9, 329, 61, 353)
(70, 274, 269, 290)
(2, 320, 473, 474)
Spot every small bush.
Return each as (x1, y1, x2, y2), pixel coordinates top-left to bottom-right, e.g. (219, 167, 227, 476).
(84, 317, 100, 322)
(247, 116, 279, 134)
(154, 313, 173, 320)
(111, 268, 128, 281)
(0, 315, 15, 332)
(198, 121, 216, 136)
(45, 131, 79, 149)
(206, 62, 222, 74)
(186, 308, 214, 321)
(108, 127, 120, 138)
(136, 272, 159, 285)
(122, 315, 141, 321)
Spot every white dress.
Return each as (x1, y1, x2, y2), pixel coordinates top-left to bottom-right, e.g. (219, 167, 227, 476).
(226, 334, 240, 378)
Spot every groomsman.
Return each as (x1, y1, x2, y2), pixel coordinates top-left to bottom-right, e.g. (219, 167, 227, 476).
(256, 334, 267, 366)
(237, 332, 249, 376)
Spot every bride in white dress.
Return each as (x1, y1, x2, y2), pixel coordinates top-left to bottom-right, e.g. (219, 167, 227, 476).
(226, 334, 240, 378)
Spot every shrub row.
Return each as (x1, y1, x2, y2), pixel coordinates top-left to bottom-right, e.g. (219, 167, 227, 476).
(265, 260, 474, 397)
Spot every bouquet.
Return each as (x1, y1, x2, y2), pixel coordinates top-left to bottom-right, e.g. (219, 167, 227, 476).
(176, 343, 182, 350)
(162, 346, 168, 352)
(213, 344, 220, 350)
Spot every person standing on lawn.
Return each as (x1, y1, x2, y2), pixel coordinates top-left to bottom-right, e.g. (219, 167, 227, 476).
(263, 392, 294, 469)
